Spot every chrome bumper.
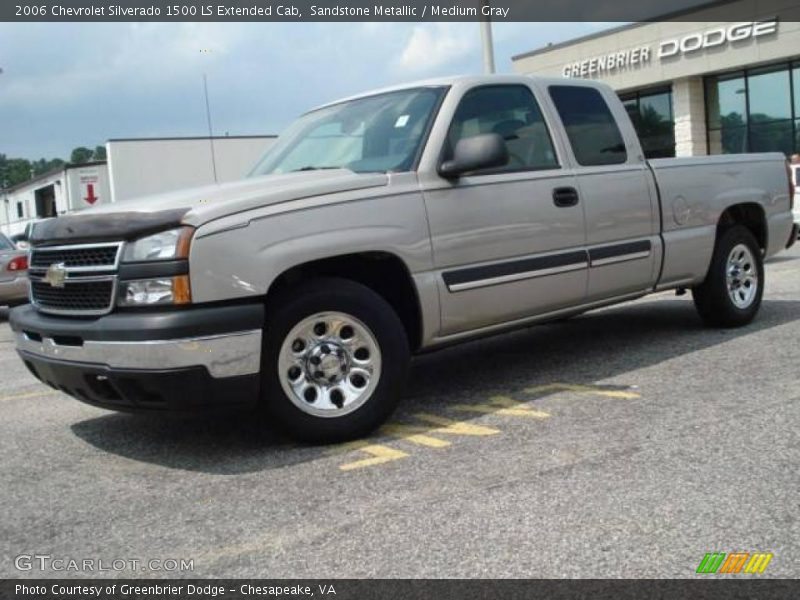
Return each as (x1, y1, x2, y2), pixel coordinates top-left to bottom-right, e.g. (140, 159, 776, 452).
(14, 329, 262, 379)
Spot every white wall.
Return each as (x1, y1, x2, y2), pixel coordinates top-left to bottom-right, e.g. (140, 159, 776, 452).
(1, 170, 67, 237)
(107, 136, 276, 203)
(0, 164, 112, 237)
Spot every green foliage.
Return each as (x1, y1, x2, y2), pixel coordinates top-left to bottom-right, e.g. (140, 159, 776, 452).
(70, 147, 94, 164)
(0, 154, 33, 188)
(1, 145, 105, 189)
(32, 158, 66, 176)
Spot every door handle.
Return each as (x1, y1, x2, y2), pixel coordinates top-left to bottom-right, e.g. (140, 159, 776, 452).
(553, 187, 580, 207)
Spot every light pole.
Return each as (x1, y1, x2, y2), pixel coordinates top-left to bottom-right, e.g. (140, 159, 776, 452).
(479, 0, 496, 74)
(0, 67, 8, 234)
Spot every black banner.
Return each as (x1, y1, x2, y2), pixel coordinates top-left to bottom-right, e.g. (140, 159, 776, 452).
(3, 580, 800, 600)
(3, 0, 800, 22)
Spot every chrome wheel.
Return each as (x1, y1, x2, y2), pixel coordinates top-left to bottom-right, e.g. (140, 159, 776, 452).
(726, 243, 758, 309)
(278, 311, 382, 418)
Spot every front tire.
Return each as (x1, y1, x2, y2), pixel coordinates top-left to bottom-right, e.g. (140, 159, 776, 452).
(262, 278, 410, 443)
(692, 225, 763, 327)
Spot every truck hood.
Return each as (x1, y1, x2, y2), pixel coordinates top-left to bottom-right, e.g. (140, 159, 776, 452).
(31, 169, 388, 245)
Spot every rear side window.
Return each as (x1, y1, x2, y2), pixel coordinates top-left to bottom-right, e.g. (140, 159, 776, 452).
(0, 234, 13, 251)
(549, 86, 627, 166)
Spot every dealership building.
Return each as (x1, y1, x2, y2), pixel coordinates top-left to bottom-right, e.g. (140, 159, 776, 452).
(512, 0, 800, 160)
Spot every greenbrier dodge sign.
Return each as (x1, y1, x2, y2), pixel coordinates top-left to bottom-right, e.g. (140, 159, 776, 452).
(561, 19, 779, 78)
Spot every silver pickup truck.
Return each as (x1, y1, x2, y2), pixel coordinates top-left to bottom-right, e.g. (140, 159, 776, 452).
(10, 75, 797, 442)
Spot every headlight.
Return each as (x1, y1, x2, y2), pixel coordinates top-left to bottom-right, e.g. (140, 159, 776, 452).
(118, 276, 192, 307)
(123, 227, 193, 262)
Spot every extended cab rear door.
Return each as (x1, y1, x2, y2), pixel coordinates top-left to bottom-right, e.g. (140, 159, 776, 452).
(543, 81, 661, 302)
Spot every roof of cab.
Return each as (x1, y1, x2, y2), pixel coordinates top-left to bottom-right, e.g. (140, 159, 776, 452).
(308, 74, 608, 113)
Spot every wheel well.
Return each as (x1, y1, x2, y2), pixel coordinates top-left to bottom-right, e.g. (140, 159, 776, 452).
(718, 203, 767, 250)
(267, 252, 423, 350)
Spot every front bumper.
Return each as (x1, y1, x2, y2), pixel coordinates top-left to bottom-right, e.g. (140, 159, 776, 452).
(10, 303, 264, 413)
(0, 275, 29, 306)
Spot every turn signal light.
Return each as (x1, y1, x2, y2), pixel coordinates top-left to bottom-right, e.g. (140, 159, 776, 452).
(173, 275, 192, 305)
(7, 256, 28, 272)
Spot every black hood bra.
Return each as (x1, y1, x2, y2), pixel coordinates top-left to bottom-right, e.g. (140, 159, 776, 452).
(29, 208, 191, 246)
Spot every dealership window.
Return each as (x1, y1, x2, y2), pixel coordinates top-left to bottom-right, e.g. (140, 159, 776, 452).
(618, 87, 675, 158)
(706, 61, 800, 157)
(16, 202, 24, 219)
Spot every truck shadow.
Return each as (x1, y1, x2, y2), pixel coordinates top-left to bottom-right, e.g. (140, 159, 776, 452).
(766, 255, 799, 264)
(70, 297, 800, 475)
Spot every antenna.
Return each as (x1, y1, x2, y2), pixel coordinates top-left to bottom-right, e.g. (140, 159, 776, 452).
(202, 71, 219, 184)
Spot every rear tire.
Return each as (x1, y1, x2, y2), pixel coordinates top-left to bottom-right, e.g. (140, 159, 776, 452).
(692, 225, 763, 327)
(261, 277, 410, 443)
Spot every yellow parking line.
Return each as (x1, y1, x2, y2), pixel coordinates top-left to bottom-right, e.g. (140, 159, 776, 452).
(0, 389, 56, 403)
(452, 395, 551, 419)
(412, 413, 500, 436)
(337, 441, 409, 471)
(381, 424, 452, 448)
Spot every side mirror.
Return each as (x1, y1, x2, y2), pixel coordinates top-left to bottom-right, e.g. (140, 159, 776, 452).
(439, 133, 509, 179)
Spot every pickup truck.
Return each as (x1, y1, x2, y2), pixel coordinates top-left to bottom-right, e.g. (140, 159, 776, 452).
(10, 75, 797, 442)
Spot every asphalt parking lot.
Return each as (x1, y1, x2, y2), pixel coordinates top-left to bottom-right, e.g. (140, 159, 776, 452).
(1, 246, 799, 579)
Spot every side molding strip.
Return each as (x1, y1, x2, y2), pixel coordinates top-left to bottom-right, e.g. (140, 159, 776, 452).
(443, 239, 652, 293)
(589, 240, 652, 267)
(443, 250, 588, 292)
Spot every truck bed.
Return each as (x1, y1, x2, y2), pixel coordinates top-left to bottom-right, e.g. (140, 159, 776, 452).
(648, 152, 794, 290)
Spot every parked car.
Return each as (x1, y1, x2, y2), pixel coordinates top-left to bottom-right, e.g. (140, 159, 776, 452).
(10, 75, 797, 441)
(0, 233, 29, 308)
(10, 221, 37, 251)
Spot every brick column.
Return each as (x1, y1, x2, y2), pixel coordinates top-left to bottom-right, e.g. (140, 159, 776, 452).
(672, 77, 708, 157)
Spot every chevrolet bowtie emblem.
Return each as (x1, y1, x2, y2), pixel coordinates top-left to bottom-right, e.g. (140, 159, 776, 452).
(43, 262, 67, 288)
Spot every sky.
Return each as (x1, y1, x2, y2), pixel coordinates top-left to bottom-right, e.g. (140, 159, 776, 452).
(0, 22, 614, 160)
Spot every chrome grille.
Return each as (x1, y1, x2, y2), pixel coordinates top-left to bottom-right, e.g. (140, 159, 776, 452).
(30, 243, 121, 271)
(29, 242, 122, 316)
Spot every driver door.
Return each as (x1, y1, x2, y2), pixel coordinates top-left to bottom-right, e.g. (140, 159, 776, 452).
(421, 83, 587, 336)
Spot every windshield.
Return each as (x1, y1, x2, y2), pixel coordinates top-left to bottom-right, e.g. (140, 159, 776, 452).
(0, 234, 14, 251)
(249, 87, 446, 176)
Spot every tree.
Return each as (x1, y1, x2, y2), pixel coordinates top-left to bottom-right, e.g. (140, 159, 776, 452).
(70, 147, 94, 164)
(3, 158, 34, 187)
(1, 143, 104, 190)
(0, 154, 31, 188)
(31, 158, 65, 176)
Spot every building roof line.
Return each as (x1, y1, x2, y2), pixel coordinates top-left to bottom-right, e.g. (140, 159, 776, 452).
(3, 161, 107, 194)
(511, 0, 734, 62)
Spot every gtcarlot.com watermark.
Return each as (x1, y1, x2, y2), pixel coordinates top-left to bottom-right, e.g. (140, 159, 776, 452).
(14, 553, 194, 573)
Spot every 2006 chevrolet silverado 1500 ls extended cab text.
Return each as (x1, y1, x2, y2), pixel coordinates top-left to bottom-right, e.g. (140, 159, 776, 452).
(10, 76, 798, 442)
